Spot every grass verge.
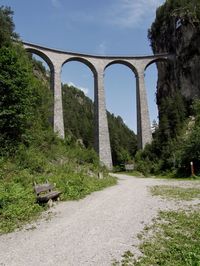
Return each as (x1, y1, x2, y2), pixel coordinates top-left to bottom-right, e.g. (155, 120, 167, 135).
(153, 172, 200, 180)
(150, 185, 200, 201)
(114, 207, 200, 266)
(117, 171, 144, 177)
(114, 184, 200, 265)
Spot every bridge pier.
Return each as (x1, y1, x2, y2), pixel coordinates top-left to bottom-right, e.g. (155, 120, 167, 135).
(94, 69, 113, 170)
(136, 70, 152, 149)
(51, 65, 65, 139)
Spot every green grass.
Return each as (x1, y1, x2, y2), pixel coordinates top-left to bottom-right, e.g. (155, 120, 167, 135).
(0, 142, 117, 234)
(150, 185, 200, 201)
(114, 207, 200, 266)
(138, 208, 200, 266)
(114, 184, 200, 265)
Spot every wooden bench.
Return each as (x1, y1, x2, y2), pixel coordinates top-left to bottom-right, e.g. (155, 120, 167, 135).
(34, 181, 62, 204)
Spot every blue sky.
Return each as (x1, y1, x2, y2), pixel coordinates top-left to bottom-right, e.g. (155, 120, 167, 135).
(2, 0, 165, 132)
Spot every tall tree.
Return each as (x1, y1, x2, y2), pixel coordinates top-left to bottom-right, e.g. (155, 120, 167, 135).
(0, 6, 18, 47)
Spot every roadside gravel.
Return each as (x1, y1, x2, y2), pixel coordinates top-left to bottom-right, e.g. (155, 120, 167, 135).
(0, 174, 199, 266)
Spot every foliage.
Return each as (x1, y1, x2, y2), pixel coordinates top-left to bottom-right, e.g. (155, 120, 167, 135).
(177, 100, 200, 176)
(134, 88, 188, 175)
(62, 84, 94, 148)
(108, 114, 137, 166)
(31, 55, 49, 77)
(135, 97, 200, 177)
(0, 45, 53, 154)
(148, 0, 200, 52)
(0, 179, 43, 234)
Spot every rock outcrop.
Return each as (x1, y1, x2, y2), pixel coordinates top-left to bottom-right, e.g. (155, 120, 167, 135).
(149, 1, 200, 109)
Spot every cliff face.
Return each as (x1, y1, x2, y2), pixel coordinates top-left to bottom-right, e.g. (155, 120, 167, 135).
(175, 21, 200, 99)
(149, 1, 200, 109)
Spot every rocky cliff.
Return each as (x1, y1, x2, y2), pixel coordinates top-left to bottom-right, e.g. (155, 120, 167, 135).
(149, 0, 200, 109)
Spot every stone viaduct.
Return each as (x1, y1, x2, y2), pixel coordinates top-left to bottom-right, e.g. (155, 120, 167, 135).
(23, 41, 173, 169)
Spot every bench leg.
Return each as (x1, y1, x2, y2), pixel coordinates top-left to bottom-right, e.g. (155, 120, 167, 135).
(47, 199, 53, 208)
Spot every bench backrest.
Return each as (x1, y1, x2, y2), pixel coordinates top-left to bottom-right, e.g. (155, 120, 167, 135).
(34, 183, 54, 195)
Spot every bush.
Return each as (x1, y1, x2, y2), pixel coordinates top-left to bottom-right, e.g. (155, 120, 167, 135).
(0, 180, 43, 233)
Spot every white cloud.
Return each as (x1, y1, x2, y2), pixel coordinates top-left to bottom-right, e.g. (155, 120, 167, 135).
(50, 0, 164, 32)
(68, 82, 75, 87)
(51, 0, 61, 8)
(68, 82, 89, 95)
(106, 0, 164, 28)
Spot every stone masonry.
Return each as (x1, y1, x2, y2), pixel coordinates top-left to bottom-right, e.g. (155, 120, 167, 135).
(23, 41, 173, 170)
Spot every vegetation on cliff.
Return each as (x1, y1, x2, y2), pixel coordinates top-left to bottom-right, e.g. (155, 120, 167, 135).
(148, 0, 200, 53)
(135, 0, 200, 177)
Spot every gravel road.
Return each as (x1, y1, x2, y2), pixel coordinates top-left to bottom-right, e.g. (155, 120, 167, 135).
(0, 174, 199, 266)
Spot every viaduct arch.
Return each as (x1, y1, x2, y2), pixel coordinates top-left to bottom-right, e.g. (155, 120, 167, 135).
(23, 41, 174, 170)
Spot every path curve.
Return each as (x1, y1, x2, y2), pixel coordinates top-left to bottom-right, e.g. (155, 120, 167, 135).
(0, 174, 198, 266)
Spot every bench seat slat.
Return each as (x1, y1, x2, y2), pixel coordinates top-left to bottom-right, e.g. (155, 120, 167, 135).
(37, 191, 61, 203)
(34, 182, 62, 203)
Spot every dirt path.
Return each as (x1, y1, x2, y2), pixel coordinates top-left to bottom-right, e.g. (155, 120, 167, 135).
(0, 174, 198, 266)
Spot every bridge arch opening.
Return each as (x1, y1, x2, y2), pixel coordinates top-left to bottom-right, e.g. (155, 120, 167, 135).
(104, 62, 138, 166)
(62, 57, 97, 77)
(104, 60, 138, 76)
(25, 48, 54, 126)
(144, 57, 169, 71)
(61, 59, 95, 148)
(144, 58, 171, 133)
(25, 48, 54, 73)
